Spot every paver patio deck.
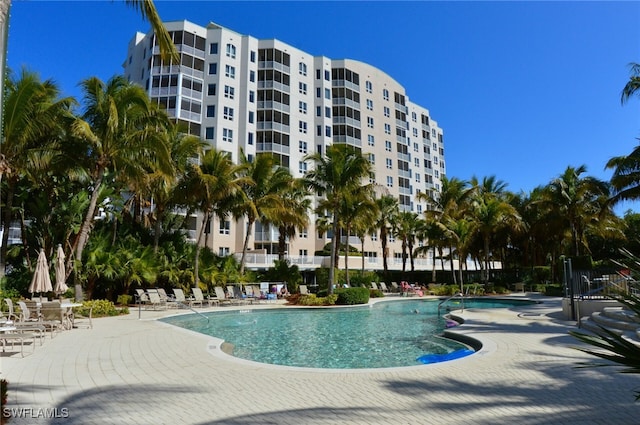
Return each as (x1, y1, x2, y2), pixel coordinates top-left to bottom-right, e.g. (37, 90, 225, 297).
(2, 295, 638, 424)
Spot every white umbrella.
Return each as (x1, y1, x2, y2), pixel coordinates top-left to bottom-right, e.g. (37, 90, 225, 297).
(28, 248, 53, 296)
(54, 244, 68, 295)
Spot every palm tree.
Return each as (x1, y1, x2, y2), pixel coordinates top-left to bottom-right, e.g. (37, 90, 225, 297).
(393, 211, 420, 274)
(305, 144, 371, 293)
(177, 149, 245, 286)
(123, 0, 178, 61)
(147, 123, 204, 252)
(373, 195, 398, 279)
(234, 153, 293, 275)
(621, 62, 640, 104)
(70, 75, 171, 280)
(544, 165, 610, 257)
(606, 143, 640, 205)
(271, 177, 310, 262)
(0, 68, 74, 278)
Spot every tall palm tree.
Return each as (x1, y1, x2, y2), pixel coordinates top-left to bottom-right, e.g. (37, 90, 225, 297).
(305, 144, 371, 293)
(177, 148, 245, 286)
(374, 194, 398, 279)
(147, 122, 204, 252)
(393, 211, 419, 274)
(606, 143, 640, 205)
(621, 62, 640, 105)
(71, 75, 171, 279)
(544, 165, 610, 257)
(271, 177, 310, 262)
(0, 68, 74, 278)
(123, 0, 178, 62)
(234, 153, 293, 275)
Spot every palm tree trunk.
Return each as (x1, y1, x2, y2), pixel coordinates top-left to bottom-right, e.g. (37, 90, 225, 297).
(153, 205, 163, 254)
(360, 236, 365, 273)
(381, 227, 389, 276)
(344, 224, 350, 286)
(484, 235, 490, 284)
(194, 212, 208, 287)
(278, 225, 286, 261)
(0, 180, 15, 280)
(75, 173, 104, 283)
(239, 218, 254, 275)
(431, 246, 437, 283)
(329, 210, 339, 294)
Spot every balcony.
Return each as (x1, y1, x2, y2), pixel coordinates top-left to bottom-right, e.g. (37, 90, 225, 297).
(257, 100, 290, 113)
(257, 61, 290, 74)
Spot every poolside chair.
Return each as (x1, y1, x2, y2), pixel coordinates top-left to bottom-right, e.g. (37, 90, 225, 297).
(147, 289, 167, 310)
(244, 285, 260, 304)
(379, 282, 390, 293)
(16, 301, 40, 322)
(299, 285, 309, 295)
(157, 288, 178, 308)
(227, 285, 249, 305)
(40, 301, 66, 335)
(4, 298, 20, 322)
(391, 282, 400, 292)
(370, 282, 379, 291)
(172, 288, 194, 308)
(192, 287, 217, 307)
(70, 306, 93, 329)
(0, 309, 45, 345)
(135, 288, 150, 306)
(213, 286, 232, 306)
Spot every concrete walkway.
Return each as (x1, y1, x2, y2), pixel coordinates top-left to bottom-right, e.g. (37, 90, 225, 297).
(2, 295, 638, 424)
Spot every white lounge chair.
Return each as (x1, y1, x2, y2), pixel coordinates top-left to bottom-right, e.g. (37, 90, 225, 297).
(192, 287, 218, 307)
(299, 285, 309, 295)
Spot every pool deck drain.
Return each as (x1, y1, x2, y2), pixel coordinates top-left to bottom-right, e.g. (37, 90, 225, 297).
(3, 294, 639, 424)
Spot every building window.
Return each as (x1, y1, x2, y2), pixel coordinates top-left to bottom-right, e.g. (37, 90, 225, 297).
(316, 69, 321, 79)
(413, 128, 419, 138)
(299, 62, 307, 76)
(226, 44, 236, 58)
(299, 140, 307, 154)
(249, 70, 255, 82)
(325, 107, 331, 118)
(324, 70, 330, 81)
(366, 99, 373, 111)
(385, 140, 392, 152)
(299, 121, 307, 134)
(368, 153, 375, 164)
(225, 65, 235, 78)
(248, 111, 254, 123)
(414, 158, 420, 167)
(412, 112, 417, 122)
(208, 63, 217, 75)
(249, 90, 254, 102)
(365, 80, 372, 93)
(383, 89, 389, 101)
(219, 220, 231, 234)
(325, 126, 331, 137)
(386, 158, 392, 169)
(368, 135, 375, 146)
(384, 123, 391, 134)
(415, 173, 421, 183)
(413, 142, 419, 152)
(299, 101, 307, 114)
(222, 128, 233, 142)
(223, 106, 234, 120)
(324, 88, 330, 99)
(316, 87, 321, 98)
(299, 82, 307, 95)
(298, 161, 307, 174)
(205, 127, 215, 140)
(383, 106, 390, 117)
(219, 247, 230, 256)
(300, 228, 309, 238)
(207, 83, 216, 96)
(299, 249, 308, 257)
(248, 132, 254, 145)
(367, 117, 374, 128)
(317, 125, 322, 137)
(224, 85, 235, 99)
(206, 105, 215, 117)
(250, 50, 256, 62)
(209, 43, 218, 54)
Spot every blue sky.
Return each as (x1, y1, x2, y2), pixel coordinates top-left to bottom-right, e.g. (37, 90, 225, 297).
(7, 1, 640, 212)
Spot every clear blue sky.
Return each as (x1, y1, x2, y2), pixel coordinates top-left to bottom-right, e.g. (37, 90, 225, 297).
(7, 1, 640, 212)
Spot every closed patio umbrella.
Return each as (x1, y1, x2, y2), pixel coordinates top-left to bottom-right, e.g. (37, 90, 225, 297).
(54, 244, 68, 295)
(29, 248, 53, 297)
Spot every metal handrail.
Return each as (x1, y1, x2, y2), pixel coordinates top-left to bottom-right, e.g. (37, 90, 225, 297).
(438, 292, 464, 316)
(176, 302, 210, 322)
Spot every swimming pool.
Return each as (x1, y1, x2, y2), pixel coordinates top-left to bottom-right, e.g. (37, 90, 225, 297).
(161, 298, 534, 369)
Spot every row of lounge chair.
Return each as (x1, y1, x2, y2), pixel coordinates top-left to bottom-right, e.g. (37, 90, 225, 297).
(135, 285, 276, 310)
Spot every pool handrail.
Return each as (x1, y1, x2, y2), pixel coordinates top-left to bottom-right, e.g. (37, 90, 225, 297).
(438, 292, 464, 316)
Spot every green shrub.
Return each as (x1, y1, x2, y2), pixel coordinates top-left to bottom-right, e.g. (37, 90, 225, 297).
(74, 299, 128, 317)
(544, 284, 564, 296)
(336, 287, 370, 305)
(117, 294, 133, 306)
(295, 294, 337, 306)
(369, 289, 384, 298)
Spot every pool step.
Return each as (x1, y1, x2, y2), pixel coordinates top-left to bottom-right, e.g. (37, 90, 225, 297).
(579, 307, 640, 345)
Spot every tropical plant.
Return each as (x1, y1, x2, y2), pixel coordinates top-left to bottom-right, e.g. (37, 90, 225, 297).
(304, 144, 371, 293)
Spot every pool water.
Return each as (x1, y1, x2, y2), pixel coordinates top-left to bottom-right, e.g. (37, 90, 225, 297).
(161, 298, 533, 369)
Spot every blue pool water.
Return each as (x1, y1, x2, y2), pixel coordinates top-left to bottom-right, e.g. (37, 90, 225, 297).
(161, 298, 533, 369)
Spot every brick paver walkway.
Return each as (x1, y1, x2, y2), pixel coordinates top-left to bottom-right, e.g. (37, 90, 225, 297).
(2, 296, 638, 424)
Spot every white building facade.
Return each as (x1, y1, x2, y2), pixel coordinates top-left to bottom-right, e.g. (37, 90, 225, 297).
(123, 20, 447, 271)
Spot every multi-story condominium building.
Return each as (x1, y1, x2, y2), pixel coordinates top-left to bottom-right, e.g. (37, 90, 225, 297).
(123, 20, 447, 272)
